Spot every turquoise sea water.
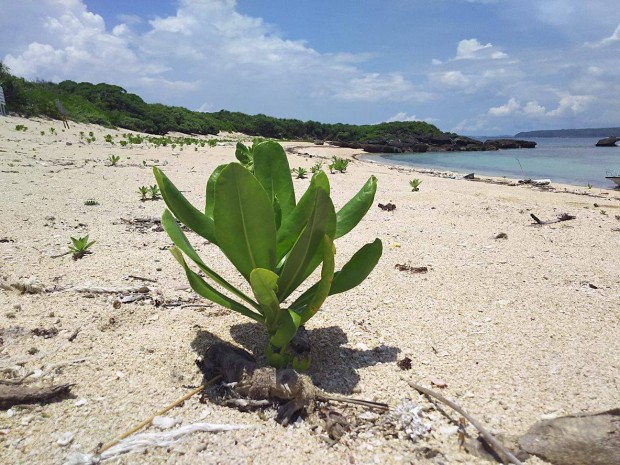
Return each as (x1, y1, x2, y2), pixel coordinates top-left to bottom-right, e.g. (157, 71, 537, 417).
(363, 138, 620, 189)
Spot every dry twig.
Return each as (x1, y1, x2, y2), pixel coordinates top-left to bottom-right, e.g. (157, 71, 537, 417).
(96, 375, 222, 455)
(407, 380, 523, 465)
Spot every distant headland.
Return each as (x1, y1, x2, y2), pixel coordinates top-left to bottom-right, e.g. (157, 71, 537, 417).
(515, 127, 620, 138)
(0, 64, 534, 154)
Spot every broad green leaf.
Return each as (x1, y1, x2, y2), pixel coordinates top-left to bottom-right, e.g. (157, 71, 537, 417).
(153, 167, 215, 243)
(277, 188, 336, 301)
(205, 164, 226, 219)
(269, 309, 301, 349)
(161, 209, 260, 311)
(300, 235, 335, 324)
(291, 238, 382, 312)
(214, 163, 276, 281)
(335, 175, 377, 239)
(250, 268, 280, 326)
(276, 171, 330, 262)
(253, 141, 296, 220)
(329, 238, 382, 294)
(170, 247, 263, 323)
(235, 142, 251, 165)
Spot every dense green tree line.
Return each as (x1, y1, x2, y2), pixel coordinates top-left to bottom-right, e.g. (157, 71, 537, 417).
(0, 63, 442, 142)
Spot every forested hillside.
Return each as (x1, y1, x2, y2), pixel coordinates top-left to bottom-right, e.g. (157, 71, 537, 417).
(0, 62, 442, 143)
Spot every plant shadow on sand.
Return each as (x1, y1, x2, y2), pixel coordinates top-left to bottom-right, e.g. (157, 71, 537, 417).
(191, 324, 399, 395)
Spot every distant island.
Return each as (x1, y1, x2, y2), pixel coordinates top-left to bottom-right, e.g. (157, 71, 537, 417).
(515, 127, 620, 138)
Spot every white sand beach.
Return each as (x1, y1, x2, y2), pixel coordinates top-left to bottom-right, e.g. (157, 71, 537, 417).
(1, 116, 619, 464)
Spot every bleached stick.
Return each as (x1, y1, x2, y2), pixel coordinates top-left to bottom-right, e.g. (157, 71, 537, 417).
(407, 380, 523, 465)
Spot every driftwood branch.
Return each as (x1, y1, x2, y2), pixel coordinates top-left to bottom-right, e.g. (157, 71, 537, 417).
(127, 275, 158, 283)
(407, 380, 523, 465)
(530, 213, 576, 225)
(0, 383, 74, 408)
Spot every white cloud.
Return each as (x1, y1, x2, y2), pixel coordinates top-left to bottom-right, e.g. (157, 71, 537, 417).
(335, 73, 431, 102)
(488, 98, 520, 116)
(487, 95, 591, 119)
(523, 101, 546, 117)
(455, 38, 507, 60)
(386, 112, 418, 122)
(586, 23, 620, 47)
(2, 0, 435, 115)
(434, 70, 471, 89)
(547, 95, 593, 116)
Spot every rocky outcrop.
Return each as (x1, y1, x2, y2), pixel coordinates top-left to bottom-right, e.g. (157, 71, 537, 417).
(328, 135, 536, 154)
(595, 136, 619, 147)
(483, 139, 537, 150)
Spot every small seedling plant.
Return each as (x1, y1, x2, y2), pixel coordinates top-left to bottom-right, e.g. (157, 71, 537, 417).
(69, 235, 95, 260)
(154, 141, 382, 369)
(310, 162, 323, 174)
(409, 179, 422, 191)
(107, 155, 120, 166)
(138, 186, 149, 201)
(149, 185, 161, 200)
(329, 156, 349, 173)
(292, 167, 308, 179)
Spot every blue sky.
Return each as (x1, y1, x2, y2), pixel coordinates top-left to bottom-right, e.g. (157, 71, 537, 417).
(1, 0, 619, 135)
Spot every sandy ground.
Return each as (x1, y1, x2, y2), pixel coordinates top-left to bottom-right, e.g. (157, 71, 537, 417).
(1, 115, 619, 465)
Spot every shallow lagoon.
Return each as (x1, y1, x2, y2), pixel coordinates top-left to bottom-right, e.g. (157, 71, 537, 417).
(364, 138, 620, 188)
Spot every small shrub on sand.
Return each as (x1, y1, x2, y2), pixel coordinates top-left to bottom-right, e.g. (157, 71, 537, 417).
(154, 140, 382, 369)
(107, 155, 120, 166)
(292, 167, 308, 179)
(69, 235, 95, 260)
(148, 185, 161, 200)
(329, 156, 349, 174)
(409, 179, 422, 191)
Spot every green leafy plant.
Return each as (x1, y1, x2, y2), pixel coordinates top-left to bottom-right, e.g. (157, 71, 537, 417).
(107, 155, 120, 166)
(79, 131, 85, 140)
(235, 141, 255, 172)
(292, 167, 308, 179)
(329, 156, 349, 174)
(84, 199, 99, 206)
(15, 124, 27, 131)
(409, 179, 422, 191)
(104, 134, 114, 144)
(310, 162, 324, 174)
(148, 185, 161, 200)
(40, 130, 45, 136)
(154, 140, 382, 369)
(587, 183, 592, 189)
(49, 127, 56, 135)
(138, 186, 149, 201)
(69, 235, 95, 260)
